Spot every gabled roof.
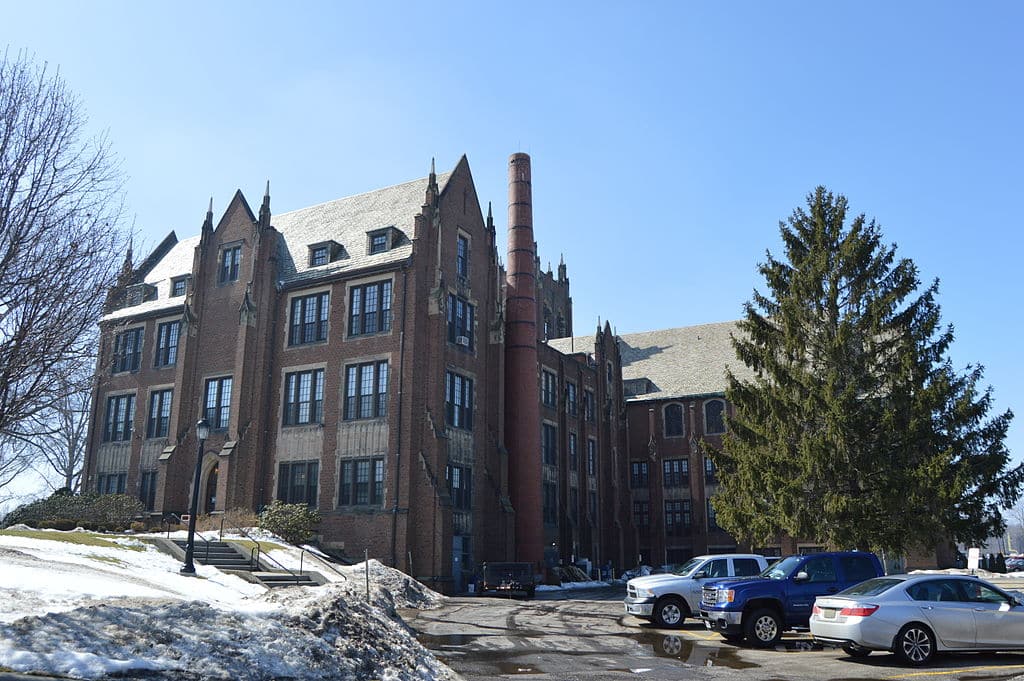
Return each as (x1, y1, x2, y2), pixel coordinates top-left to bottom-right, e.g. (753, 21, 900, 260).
(275, 172, 452, 285)
(101, 169, 453, 322)
(549, 321, 755, 401)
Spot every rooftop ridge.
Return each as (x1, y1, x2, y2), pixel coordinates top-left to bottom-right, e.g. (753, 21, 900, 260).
(272, 171, 454, 220)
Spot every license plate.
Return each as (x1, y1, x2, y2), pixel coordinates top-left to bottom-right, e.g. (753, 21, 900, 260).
(823, 609, 836, 619)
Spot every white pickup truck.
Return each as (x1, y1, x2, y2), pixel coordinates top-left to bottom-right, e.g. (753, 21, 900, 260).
(624, 553, 768, 627)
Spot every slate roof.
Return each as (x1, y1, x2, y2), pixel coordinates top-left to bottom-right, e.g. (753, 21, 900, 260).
(102, 172, 451, 322)
(274, 172, 452, 285)
(102, 236, 199, 322)
(549, 321, 755, 401)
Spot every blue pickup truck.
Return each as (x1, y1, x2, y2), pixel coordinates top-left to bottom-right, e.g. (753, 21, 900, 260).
(698, 551, 884, 647)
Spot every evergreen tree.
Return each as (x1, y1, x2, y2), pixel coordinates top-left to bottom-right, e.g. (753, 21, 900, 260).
(712, 187, 1019, 555)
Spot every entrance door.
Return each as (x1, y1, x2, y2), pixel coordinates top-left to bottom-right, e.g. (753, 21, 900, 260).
(452, 535, 464, 593)
(205, 463, 219, 514)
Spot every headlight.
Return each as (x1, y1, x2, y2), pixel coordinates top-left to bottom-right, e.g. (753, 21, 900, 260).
(717, 589, 735, 604)
(635, 587, 655, 599)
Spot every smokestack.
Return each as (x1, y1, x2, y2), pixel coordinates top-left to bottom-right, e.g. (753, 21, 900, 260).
(504, 153, 543, 566)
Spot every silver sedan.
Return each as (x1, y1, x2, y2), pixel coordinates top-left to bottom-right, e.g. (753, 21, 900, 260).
(809, 574, 1024, 666)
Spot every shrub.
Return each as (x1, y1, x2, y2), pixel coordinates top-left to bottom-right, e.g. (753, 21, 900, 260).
(130, 521, 147, 533)
(37, 519, 77, 531)
(258, 500, 321, 545)
(2, 491, 144, 531)
(196, 507, 260, 533)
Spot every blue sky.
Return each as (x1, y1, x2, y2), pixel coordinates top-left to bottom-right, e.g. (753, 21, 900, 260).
(6, 1, 1021, 472)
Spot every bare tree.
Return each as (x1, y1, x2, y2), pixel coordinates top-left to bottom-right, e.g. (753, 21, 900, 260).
(0, 435, 33, 505)
(27, 363, 91, 492)
(0, 50, 127, 462)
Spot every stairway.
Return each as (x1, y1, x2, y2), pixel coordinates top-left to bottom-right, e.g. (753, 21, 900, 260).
(170, 539, 317, 588)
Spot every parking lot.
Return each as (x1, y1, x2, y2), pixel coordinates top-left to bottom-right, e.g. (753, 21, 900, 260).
(401, 586, 1024, 681)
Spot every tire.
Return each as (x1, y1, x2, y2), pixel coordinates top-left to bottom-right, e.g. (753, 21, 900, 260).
(842, 643, 871, 658)
(893, 623, 935, 666)
(653, 596, 688, 628)
(744, 608, 783, 647)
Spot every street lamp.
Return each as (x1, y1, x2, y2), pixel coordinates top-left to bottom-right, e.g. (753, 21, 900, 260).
(181, 418, 210, 575)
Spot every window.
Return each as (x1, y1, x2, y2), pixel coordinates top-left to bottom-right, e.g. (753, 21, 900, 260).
(568, 433, 578, 470)
(663, 458, 689, 487)
(369, 231, 389, 254)
(568, 487, 579, 522)
(447, 294, 474, 350)
(310, 246, 329, 267)
(284, 369, 324, 426)
(139, 471, 158, 511)
(541, 370, 557, 407)
(456, 235, 469, 279)
(802, 556, 837, 583)
(665, 500, 688, 536)
(664, 403, 684, 437)
(589, 490, 598, 521)
(97, 472, 127, 494)
(543, 482, 558, 525)
(349, 281, 392, 336)
(840, 555, 881, 584)
(706, 498, 719, 531)
(446, 464, 472, 511)
(289, 292, 329, 345)
(566, 382, 577, 416)
(155, 321, 179, 367)
(445, 372, 473, 430)
(112, 328, 143, 373)
(630, 461, 649, 488)
(706, 559, 730, 578)
(633, 501, 650, 529)
(587, 439, 597, 476)
(146, 389, 173, 438)
(704, 456, 717, 484)
(705, 399, 726, 434)
(542, 423, 558, 465)
(734, 558, 763, 577)
(344, 361, 388, 419)
(171, 277, 188, 297)
(339, 458, 384, 506)
(584, 390, 595, 421)
(103, 394, 135, 442)
(204, 377, 232, 429)
(218, 245, 241, 283)
(277, 461, 319, 506)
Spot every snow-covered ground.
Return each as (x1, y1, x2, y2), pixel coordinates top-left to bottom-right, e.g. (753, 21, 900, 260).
(0, 526, 458, 680)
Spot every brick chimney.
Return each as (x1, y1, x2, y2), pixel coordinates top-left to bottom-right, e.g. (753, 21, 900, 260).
(504, 153, 543, 566)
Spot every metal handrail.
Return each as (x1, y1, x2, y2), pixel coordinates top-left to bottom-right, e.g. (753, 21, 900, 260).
(228, 524, 305, 585)
(162, 513, 211, 562)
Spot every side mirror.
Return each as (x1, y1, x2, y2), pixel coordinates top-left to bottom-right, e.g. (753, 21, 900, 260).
(693, 571, 707, 579)
(794, 571, 809, 582)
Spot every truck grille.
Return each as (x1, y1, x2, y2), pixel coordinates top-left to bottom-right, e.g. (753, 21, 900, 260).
(701, 586, 717, 606)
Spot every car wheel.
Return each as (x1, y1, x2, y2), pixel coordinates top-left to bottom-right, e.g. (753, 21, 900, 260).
(842, 643, 871, 658)
(653, 596, 688, 628)
(893, 623, 935, 666)
(744, 608, 782, 647)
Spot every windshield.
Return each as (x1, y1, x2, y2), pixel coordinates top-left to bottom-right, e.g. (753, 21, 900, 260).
(760, 556, 802, 580)
(672, 558, 705, 576)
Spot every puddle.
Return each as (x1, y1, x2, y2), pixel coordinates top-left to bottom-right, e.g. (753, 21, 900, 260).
(628, 633, 759, 669)
(416, 633, 482, 647)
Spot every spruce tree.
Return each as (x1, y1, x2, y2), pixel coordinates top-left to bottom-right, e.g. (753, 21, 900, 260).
(713, 187, 1019, 554)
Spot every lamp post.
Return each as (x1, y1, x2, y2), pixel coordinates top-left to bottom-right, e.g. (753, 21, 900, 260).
(181, 418, 210, 575)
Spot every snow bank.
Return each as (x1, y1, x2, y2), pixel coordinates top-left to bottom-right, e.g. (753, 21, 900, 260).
(0, 532, 457, 680)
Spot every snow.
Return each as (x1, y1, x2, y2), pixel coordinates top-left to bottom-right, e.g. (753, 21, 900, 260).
(0, 527, 459, 680)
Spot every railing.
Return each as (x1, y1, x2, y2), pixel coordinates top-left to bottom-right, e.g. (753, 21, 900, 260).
(162, 513, 211, 563)
(227, 524, 311, 585)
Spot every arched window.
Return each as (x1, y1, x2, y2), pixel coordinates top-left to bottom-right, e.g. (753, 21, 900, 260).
(704, 399, 726, 434)
(664, 403, 684, 437)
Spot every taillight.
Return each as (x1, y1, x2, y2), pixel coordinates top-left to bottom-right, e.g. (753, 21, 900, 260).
(812, 605, 822, 615)
(839, 605, 879, 617)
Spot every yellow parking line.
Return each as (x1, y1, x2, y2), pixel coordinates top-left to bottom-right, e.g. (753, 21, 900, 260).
(886, 664, 1024, 679)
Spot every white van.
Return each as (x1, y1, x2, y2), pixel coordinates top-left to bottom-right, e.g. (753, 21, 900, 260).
(624, 554, 767, 627)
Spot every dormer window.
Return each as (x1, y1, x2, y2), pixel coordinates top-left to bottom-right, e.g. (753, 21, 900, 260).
(125, 283, 157, 307)
(369, 231, 389, 254)
(308, 241, 342, 267)
(311, 246, 328, 266)
(171, 276, 189, 297)
(218, 244, 241, 284)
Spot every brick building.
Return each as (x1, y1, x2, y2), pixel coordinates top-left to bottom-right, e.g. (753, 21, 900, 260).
(85, 153, 643, 592)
